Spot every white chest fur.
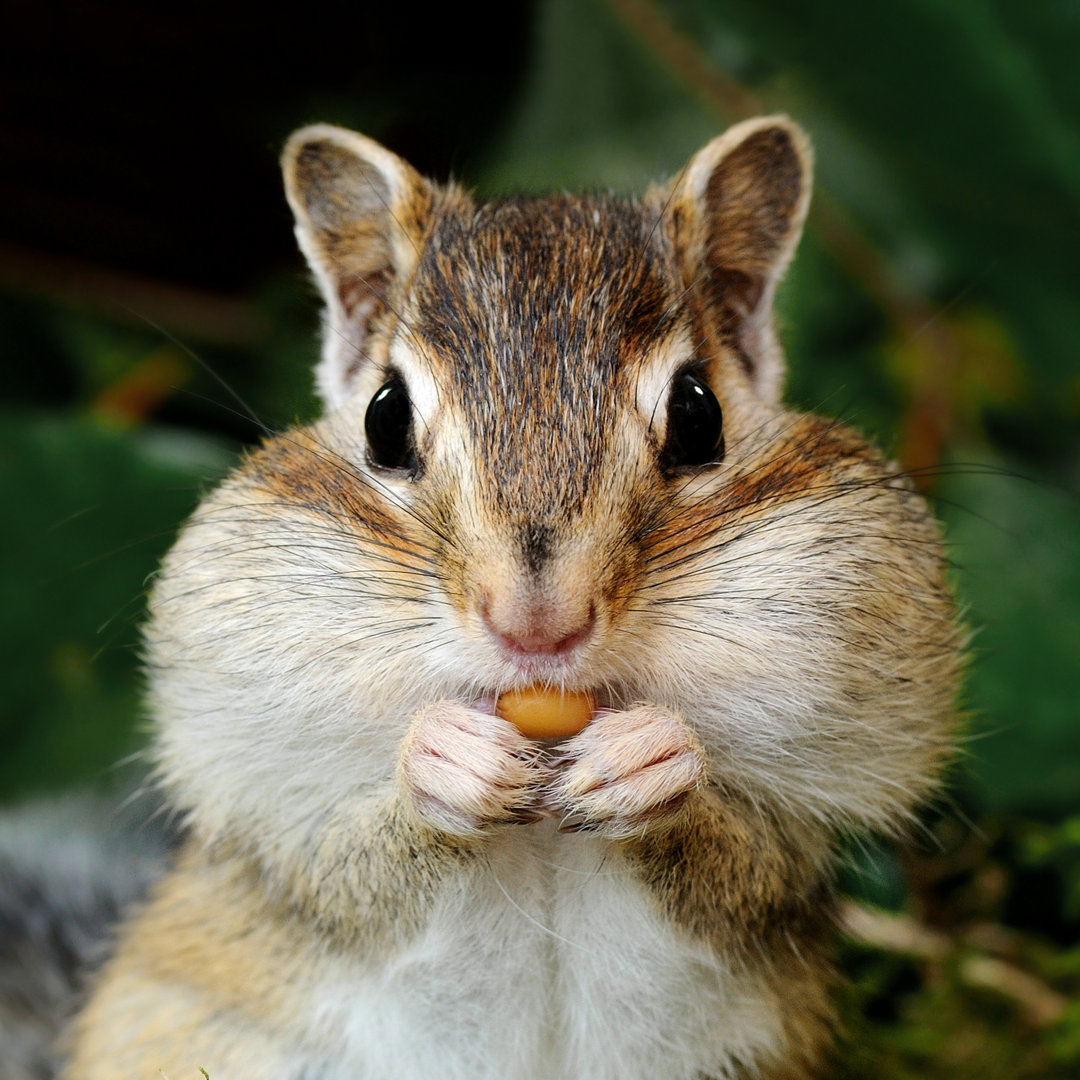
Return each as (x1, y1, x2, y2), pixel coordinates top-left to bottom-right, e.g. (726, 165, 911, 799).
(300, 825, 782, 1080)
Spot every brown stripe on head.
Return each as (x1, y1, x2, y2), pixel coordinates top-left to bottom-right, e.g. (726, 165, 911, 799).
(410, 192, 681, 528)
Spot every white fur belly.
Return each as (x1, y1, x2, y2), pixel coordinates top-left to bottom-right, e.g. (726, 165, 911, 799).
(298, 824, 783, 1080)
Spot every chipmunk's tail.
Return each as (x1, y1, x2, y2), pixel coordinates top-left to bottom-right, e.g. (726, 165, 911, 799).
(0, 795, 174, 1080)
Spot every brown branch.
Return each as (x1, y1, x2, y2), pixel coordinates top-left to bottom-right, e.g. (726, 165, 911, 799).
(91, 347, 193, 426)
(961, 955, 1068, 1028)
(0, 241, 267, 348)
(604, 0, 966, 483)
(603, 0, 762, 118)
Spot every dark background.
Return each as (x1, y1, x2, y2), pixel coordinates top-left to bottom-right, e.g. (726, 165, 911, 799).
(2, 1, 1079, 1073)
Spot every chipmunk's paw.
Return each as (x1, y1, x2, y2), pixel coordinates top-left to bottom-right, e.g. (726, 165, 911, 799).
(545, 706, 705, 840)
(399, 701, 544, 838)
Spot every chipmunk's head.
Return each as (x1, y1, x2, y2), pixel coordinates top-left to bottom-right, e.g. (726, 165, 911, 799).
(148, 119, 957, 845)
(280, 118, 812, 694)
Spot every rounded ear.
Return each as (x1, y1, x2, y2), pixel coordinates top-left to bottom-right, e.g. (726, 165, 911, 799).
(671, 116, 812, 403)
(282, 125, 433, 408)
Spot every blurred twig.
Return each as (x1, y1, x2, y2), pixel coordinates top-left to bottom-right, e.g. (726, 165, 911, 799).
(602, 0, 761, 117)
(0, 242, 266, 348)
(842, 900, 1069, 1028)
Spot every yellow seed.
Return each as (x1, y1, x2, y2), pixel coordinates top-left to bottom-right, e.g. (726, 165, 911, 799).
(496, 686, 595, 738)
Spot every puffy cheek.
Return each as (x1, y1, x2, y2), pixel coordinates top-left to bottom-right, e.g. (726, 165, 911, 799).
(628, 529, 957, 826)
(146, 504, 467, 838)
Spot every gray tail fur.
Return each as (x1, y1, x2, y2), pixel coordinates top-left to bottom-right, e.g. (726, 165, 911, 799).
(0, 795, 174, 1080)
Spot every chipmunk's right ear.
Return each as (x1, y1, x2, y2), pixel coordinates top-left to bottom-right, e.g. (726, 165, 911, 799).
(282, 125, 433, 408)
(669, 116, 812, 404)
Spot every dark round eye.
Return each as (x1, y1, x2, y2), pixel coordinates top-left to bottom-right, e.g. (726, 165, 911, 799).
(365, 374, 417, 474)
(661, 372, 724, 472)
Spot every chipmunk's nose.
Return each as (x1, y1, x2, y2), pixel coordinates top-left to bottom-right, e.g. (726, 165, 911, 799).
(479, 593, 596, 658)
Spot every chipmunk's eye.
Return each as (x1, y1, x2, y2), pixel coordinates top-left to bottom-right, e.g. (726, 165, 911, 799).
(661, 371, 724, 472)
(365, 373, 418, 474)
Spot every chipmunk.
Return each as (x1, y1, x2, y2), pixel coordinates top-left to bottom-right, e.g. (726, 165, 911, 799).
(51, 116, 961, 1079)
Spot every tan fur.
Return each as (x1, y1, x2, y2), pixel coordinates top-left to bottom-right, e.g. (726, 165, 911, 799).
(60, 117, 962, 1079)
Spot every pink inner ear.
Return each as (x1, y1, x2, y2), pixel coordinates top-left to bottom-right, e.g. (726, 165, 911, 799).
(337, 269, 390, 323)
(708, 266, 764, 320)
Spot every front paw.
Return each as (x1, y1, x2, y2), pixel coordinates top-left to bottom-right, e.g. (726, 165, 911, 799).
(545, 706, 706, 840)
(399, 701, 544, 839)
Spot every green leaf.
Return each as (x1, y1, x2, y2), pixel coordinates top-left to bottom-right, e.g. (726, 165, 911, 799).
(0, 412, 233, 802)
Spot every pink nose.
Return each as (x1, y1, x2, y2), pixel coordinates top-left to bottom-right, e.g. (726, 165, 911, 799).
(480, 598, 596, 657)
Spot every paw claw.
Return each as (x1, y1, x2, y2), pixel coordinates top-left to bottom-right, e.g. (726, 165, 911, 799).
(546, 706, 705, 839)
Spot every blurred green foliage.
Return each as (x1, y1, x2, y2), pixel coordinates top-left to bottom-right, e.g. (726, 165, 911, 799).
(2, 0, 1078, 1073)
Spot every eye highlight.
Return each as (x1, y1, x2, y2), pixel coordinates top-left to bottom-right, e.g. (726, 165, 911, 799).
(365, 373, 418, 474)
(661, 371, 724, 472)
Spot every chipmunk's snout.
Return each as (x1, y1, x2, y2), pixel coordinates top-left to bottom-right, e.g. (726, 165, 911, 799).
(478, 590, 596, 660)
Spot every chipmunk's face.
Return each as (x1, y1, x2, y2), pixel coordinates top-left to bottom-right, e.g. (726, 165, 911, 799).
(270, 120, 816, 701)
(350, 193, 741, 693)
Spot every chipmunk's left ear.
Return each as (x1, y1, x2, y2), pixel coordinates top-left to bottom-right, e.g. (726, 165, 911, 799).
(670, 116, 811, 403)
